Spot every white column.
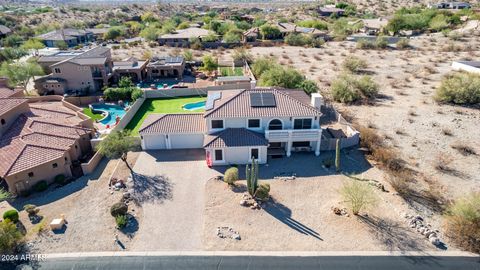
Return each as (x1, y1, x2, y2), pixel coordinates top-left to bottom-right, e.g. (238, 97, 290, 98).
(286, 130, 292, 157)
(315, 129, 322, 156)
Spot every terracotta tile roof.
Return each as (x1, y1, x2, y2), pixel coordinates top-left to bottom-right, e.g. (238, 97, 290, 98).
(204, 128, 268, 148)
(0, 87, 22, 98)
(0, 101, 93, 178)
(0, 98, 27, 116)
(139, 113, 206, 134)
(204, 88, 321, 119)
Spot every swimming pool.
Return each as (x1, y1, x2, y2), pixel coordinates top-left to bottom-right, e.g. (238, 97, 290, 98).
(183, 101, 206, 111)
(137, 82, 177, 89)
(91, 104, 127, 126)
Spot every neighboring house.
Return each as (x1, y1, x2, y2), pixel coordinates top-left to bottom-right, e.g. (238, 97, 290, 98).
(112, 57, 148, 83)
(242, 23, 328, 42)
(35, 46, 113, 95)
(86, 28, 110, 40)
(0, 88, 94, 195)
(145, 56, 185, 80)
(215, 76, 251, 86)
(0, 25, 12, 39)
(37, 28, 94, 48)
(451, 61, 480, 74)
(428, 2, 471, 9)
(359, 18, 388, 35)
(139, 88, 324, 166)
(158, 27, 213, 47)
(318, 7, 345, 17)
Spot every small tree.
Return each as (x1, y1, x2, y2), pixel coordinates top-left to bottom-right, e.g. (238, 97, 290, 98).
(110, 202, 128, 217)
(201, 55, 218, 74)
(96, 131, 136, 176)
(23, 204, 39, 216)
(224, 167, 239, 186)
(183, 50, 193, 61)
(55, 41, 68, 50)
(118, 76, 134, 88)
(0, 220, 23, 254)
(340, 181, 377, 215)
(300, 80, 319, 95)
(232, 47, 253, 64)
(0, 61, 44, 89)
(21, 38, 45, 55)
(335, 139, 341, 172)
(2, 210, 19, 223)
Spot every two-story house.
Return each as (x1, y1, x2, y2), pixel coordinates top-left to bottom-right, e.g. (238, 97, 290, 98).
(35, 47, 113, 95)
(139, 88, 323, 166)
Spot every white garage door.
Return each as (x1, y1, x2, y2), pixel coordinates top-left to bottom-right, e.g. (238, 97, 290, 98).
(143, 134, 166, 150)
(169, 134, 204, 149)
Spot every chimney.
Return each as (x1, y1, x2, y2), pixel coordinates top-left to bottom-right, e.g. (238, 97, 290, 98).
(311, 93, 324, 110)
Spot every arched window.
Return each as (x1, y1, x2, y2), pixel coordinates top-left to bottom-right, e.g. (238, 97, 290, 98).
(268, 119, 283, 130)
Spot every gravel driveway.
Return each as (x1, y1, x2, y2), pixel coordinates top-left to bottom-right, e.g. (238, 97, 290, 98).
(131, 149, 218, 251)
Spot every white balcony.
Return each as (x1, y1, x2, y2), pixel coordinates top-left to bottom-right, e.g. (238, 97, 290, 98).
(265, 129, 322, 142)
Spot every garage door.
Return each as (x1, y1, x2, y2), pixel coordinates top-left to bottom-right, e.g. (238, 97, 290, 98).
(143, 134, 166, 150)
(169, 134, 204, 149)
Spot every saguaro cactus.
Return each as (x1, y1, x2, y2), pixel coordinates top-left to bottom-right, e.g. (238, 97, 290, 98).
(246, 157, 259, 196)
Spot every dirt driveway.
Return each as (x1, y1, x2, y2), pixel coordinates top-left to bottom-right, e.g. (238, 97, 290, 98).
(130, 149, 218, 251)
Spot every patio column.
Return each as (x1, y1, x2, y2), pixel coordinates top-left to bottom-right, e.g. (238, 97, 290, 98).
(286, 130, 292, 157)
(315, 129, 322, 156)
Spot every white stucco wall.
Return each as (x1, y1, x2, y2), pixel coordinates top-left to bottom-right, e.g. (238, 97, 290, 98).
(206, 116, 320, 134)
(207, 146, 267, 165)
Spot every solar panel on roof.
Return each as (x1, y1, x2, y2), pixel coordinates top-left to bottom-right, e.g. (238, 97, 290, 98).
(250, 92, 276, 107)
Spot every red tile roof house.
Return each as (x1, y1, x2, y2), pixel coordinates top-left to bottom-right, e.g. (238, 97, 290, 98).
(0, 82, 95, 195)
(139, 88, 324, 166)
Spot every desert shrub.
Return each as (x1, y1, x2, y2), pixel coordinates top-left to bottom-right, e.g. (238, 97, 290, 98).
(54, 174, 66, 185)
(342, 56, 367, 73)
(3, 210, 19, 223)
(255, 183, 270, 200)
(131, 88, 144, 101)
(224, 167, 239, 185)
(110, 202, 128, 217)
(340, 180, 377, 215)
(356, 39, 376, 49)
(445, 193, 480, 253)
(115, 215, 128, 228)
(375, 36, 388, 49)
(355, 76, 379, 98)
(396, 38, 410, 49)
(0, 220, 23, 253)
(435, 72, 480, 104)
(33, 181, 48, 192)
(331, 79, 360, 103)
(299, 80, 319, 95)
(23, 204, 39, 216)
(451, 143, 477, 156)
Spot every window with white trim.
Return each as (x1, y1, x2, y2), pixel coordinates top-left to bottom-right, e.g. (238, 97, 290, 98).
(211, 120, 224, 129)
(293, 118, 312, 129)
(248, 119, 260, 128)
(250, 148, 259, 160)
(214, 149, 223, 161)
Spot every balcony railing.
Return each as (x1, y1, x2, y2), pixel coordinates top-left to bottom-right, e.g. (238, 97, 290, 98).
(265, 129, 322, 142)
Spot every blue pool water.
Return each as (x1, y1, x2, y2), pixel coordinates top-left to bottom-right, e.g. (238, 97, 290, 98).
(137, 82, 177, 89)
(91, 104, 127, 126)
(183, 101, 206, 111)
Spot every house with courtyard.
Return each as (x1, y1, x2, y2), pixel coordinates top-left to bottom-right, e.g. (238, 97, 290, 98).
(318, 6, 345, 17)
(139, 88, 324, 166)
(0, 82, 94, 195)
(37, 28, 94, 48)
(158, 27, 213, 47)
(242, 22, 328, 42)
(35, 46, 113, 95)
(145, 56, 185, 80)
(112, 57, 149, 83)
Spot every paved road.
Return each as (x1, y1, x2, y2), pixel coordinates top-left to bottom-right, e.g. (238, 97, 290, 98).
(10, 255, 480, 270)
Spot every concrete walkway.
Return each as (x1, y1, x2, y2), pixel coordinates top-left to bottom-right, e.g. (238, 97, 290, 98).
(130, 150, 218, 251)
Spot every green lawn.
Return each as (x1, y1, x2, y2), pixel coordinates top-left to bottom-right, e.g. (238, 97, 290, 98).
(125, 96, 206, 135)
(219, 66, 244, 76)
(82, 108, 104, 121)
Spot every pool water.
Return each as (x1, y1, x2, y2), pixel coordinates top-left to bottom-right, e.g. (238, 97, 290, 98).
(91, 104, 127, 126)
(183, 101, 206, 111)
(137, 82, 177, 89)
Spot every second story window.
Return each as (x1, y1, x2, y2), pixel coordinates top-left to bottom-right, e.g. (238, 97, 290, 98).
(211, 120, 224, 129)
(248, 119, 260, 128)
(294, 118, 312, 129)
(54, 68, 61, 74)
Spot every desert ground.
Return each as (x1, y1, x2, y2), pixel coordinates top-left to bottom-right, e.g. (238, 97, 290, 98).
(112, 30, 480, 204)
